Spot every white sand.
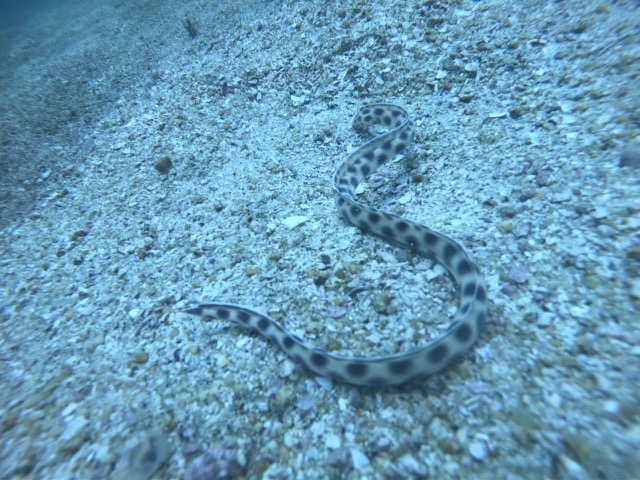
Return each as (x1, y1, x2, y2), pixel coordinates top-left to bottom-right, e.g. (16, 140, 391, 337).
(1, 0, 639, 478)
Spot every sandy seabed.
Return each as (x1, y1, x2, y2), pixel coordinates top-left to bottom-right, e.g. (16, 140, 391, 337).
(1, 0, 639, 478)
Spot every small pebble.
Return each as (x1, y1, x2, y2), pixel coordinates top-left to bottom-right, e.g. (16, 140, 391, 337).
(185, 444, 242, 480)
(508, 266, 532, 284)
(290, 94, 306, 106)
(59, 416, 88, 442)
(280, 359, 295, 377)
(315, 376, 334, 390)
(458, 87, 475, 103)
(61, 403, 79, 418)
(113, 430, 170, 480)
(536, 169, 555, 186)
(513, 221, 531, 238)
(501, 284, 519, 296)
(537, 312, 554, 327)
(154, 156, 173, 174)
(469, 440, 489, 461)
(282, 215, 309, 229)
(325, 433, 341, 449)
(132, 350, 149, 364)
(629, 278, 640, 299)
(619, 143, 640, 168)
(350, 448, 370, 470)
(398, 453, 427, 475)
(602, 400, 621, 415)
(549, 191, 571, 203)
(559, 455, 589, 478)
(591, 206, 610, 220)
(500, 220, 515, 233)
(296, 394, 316, 412)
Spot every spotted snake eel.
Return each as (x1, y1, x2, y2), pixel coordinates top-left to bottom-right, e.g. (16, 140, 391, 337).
(185, 104, 487, 386)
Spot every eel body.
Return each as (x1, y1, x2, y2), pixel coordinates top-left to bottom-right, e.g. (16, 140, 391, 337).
(185, 104, 487, 386)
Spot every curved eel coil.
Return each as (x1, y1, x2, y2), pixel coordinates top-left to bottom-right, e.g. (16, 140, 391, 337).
(185, 104, 487, 386)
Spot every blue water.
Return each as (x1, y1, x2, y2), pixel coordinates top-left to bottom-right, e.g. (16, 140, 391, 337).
(0, 0, 58, 29)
